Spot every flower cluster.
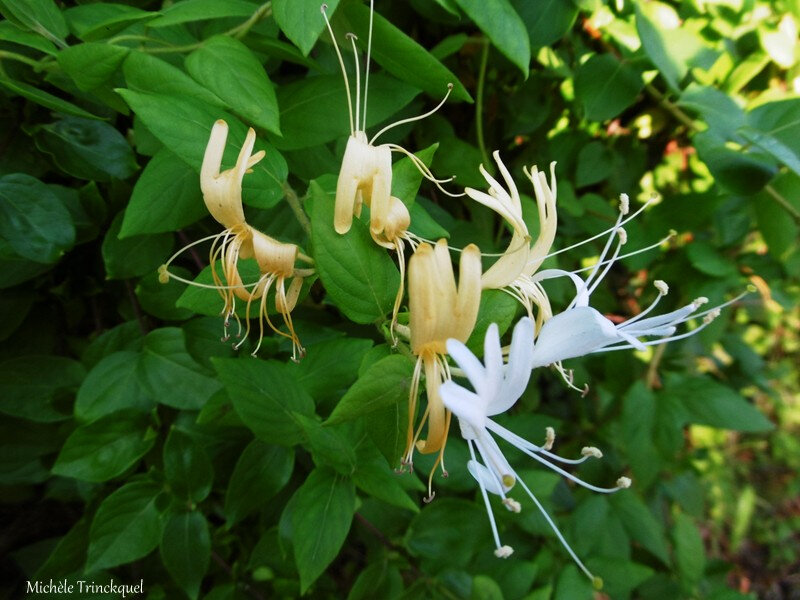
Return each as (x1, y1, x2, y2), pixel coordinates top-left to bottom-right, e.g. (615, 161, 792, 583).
(159, 0, 748, 585)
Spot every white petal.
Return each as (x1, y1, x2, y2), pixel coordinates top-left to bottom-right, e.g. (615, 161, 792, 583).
(482, 323, 503, 399)
(439, 381, 486, 431)
(446, 337, 486, 394)
(488, 317, 534, 416)
(467, 460, 505, 496)
(530, 307, 621, 367)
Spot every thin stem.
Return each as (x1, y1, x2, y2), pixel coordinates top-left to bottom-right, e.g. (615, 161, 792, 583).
(227, 2, 272, 39)
(475, 38, 491, 172)
(764, 183, 800, 224)
(283, 183, 312, 237)
(125, 280, 149, 335)
(644, 83, 696, 130)
(0, 50, 43, 69)
(645, 342, 666, 389)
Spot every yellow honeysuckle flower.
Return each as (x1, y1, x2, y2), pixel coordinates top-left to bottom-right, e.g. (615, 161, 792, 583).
(405, 239, 481, 500)
(159, 120, 314, 360)
(321, 1, 459, 238)
(464, 152, 558, 330)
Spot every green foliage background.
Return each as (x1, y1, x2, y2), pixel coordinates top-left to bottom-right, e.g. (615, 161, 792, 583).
(1, 0, 798, 598)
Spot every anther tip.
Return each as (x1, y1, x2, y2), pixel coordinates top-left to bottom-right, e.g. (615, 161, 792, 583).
(320, 3, 328, 12)
(746, 283, 757, 293)
(703, 308, 721, 324)
(494, 545, 514, 558)
(654, 280, 669, 295)
(582, 446, 603, 459)
(423, 492, 435, 503)
(446, 82, 454, 90)
(157, 264, 169, 284)
(619, 193, 630, 215)
(617, 227, 628, 245)
(346, 32, 357, 40)
(593, 576, 604, 590)
(616, 476, 632, 488)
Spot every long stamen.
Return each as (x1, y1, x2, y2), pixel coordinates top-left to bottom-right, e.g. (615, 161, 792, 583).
(544, 196, 658, 260)
(618, 282, 668, 328)
(347, 33, 361, 134)
(486, 421, 599, 466)
(515, 473, 598, 585)
(386, 144, 466, 198)
(362, 0, 374, 131)
(594, 308, 722, 352)
(567, 215, 625, 310)
(469, 440, 513, 558)
(321, 4, 355, 135)
(567, 232, 674, 275)
(370, 83, 454, 144)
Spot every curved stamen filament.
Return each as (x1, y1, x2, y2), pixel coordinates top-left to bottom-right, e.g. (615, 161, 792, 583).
(514, 473, 597, 583)
(469, 439, 509, 556)
(370, 83, 454, 144)
(567, 232, 674, 275)
(321, 3, 355, 135)
(362, 0, 374, 130)
(544, 196, 658, 260)
(347, 33, 361, 134)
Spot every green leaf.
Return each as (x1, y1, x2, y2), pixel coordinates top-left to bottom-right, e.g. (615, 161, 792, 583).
(123, 51, 224, 108)
(0, 77, 101, 120)
(101, 212, 174, 280)
(678, 83, 746, 137)
(274, 74, 420, 150)
(574, 54, 643, 121)
(664, 376, 774, 432)
(136, 269, 194, 321)
(753, 173, 800, 259)
(149, 0, 257, 27)
(161, 511, 210, 600)
(406, 499, 485, 569)
(121, 149, 206, 237)
(86, 480, 164, 571)
(0, 355, 84, 422)
(0, 20, 57, 55)
(310, 180, 400, 323)
(673, 512, 705, 584)
(185, 36, 281, 135)
(584, 558, 654, 598)
(686, 241, 738, 278)
(692, 130, 777, 195)
(575, 141, 612, 187)
(342, 2, 472, 101)
(212, 357, 315, 445)
(223, 440, 294, 527)
(621, 382, 661, 489)
(409, 202, 449, 240)
(466, 290, 519, 354)
(273, 0, 340, 56)
(290, 467, 356, 593)
(513, 0, 577, 48)
(65, 3, 157, 42)
(609, 491, 670, 565)
(635, 3, 715, 92)
(163, 429, 213, 503)
(353, 457, 419, 512)
(138, 328, 222, 410)
(75, 351, 153, 423)
(327, 354, 415, 425)
(452, 0, 530, 77)
(289, 337, 373, 401)
(117, 89, 287, 209)
(0, 0, 68, 47)
(0, 173, 75, 263)
(58, 43, 129, 92)
(52, 411, 155, 482)
(33, 116, 139, 181)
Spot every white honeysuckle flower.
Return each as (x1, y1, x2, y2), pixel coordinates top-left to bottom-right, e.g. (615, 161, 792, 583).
(321, 1, 460, 237)
(524, 194, 748, 379)
(440, 318, 628, 587)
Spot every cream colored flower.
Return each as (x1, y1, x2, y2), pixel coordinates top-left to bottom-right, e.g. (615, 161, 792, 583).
(322, 1, 458, 238)
(160, 121, 314, 360)
(464, 151, 558, 329)
(405, 239, 481, 499)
